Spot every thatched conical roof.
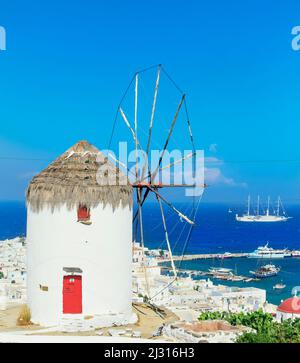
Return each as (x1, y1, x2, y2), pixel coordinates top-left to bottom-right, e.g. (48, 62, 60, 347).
(26, 141, 132, 212)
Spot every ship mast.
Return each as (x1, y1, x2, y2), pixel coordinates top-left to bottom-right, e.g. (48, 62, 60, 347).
(257, 195, 260, 216)
(247, 195, 250, 216)
(266, 196, 270, 216)
(277, 196, 280, 216)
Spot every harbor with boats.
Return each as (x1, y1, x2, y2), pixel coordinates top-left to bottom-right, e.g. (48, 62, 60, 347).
(161, 265, 260, 283)
(158, 253, 300, 306)
(161, 256, 282, 283)
(154, 237, 300, 306)
(160, 243, 300, 262)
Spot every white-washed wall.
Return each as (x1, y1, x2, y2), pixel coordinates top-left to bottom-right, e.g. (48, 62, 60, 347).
(27, 203, 132, 326)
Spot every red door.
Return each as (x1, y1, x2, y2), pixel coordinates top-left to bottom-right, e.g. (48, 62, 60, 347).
(63, 275, 82, 314)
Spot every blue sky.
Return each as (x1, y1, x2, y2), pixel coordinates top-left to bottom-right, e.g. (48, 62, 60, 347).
(1, 0, 300, 203)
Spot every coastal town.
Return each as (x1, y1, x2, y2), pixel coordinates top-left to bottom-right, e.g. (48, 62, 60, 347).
(0, 236, 298, 343)
(0, 237, 27, 310)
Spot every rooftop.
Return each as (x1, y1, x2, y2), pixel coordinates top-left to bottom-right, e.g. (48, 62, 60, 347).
(180, 321, 238, 333)
(26, 141, 132, 212)
(277, 297, 300, 314)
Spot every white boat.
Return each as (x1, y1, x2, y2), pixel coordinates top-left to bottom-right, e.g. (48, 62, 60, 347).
(291, 251, 300, 257)
(236, 196, 291, 222)
(208, 267, 232, 276)
(273, 283, 286, 290)
(217, 252, 233, 259)
(231, 276, 244, 282)
(250, 264, 281, 278)
(248, 243, 287, 259)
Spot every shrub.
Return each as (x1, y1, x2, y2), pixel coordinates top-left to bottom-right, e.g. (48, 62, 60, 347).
(198, 310, 300, 343)
(17, 305, 32, 326)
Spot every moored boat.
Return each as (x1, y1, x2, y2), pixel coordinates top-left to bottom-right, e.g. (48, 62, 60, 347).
(208, 267, 232, 275)
(231, 276, 244, 282)
(273, 283, 286, 290)
(291, 251, 300, 258)
(217, 252, 233, 259)
(250, 264, 280, 278)
(248, 243, 287, 259)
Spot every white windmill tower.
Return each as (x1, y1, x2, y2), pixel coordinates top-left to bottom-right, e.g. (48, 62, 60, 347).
(26, 140, 135, 327)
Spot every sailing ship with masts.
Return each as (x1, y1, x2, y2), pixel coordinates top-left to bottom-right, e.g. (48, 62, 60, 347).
(250, 264, 281, 278)
(236, 195, 291, 222)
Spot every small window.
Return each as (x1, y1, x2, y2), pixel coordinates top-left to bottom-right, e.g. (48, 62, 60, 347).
(77, 205, 91, 224)
(39, 284, 49, 292)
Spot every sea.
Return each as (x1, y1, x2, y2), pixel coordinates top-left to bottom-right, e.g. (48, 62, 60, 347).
(1, 200, 300, 305)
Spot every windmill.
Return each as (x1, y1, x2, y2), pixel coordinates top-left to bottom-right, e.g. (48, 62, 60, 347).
(108, 65, 206, 299)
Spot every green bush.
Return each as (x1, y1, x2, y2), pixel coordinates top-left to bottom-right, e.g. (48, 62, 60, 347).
(198, 310, 300, 343)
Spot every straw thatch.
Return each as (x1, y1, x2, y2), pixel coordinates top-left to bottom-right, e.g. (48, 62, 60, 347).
(26, 141, 132, 212)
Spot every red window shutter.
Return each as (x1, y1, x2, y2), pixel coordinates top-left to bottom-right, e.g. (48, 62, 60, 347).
(77, 205, 90, 221)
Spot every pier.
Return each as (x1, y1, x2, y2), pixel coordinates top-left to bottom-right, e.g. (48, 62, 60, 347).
(158, 252, 249, 263)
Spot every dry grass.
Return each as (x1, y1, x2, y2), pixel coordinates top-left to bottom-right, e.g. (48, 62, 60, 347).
(17, 305, 32, 326)
(26, 141, 132, 212)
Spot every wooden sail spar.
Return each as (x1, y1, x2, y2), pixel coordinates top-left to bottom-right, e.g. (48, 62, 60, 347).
(109, 65, 205, 298)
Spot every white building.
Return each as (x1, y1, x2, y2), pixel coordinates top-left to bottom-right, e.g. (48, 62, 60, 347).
(206, 286, 266, 313)
(132, 242, 145, 265)
(132, 243, 162, 299)
(0, 237, 27, 304)
(147, 248, 170, 259)
(7, 270, 26, 284)
(26, 141, 135, 327)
